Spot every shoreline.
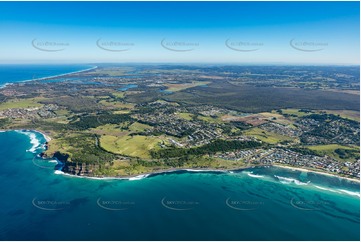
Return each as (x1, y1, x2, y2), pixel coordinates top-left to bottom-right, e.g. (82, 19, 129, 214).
(54, 162, 360, 184)
(54, 167, 236, 181)
(33, 130, 51, 142)
(0, 129, 52, 142)
(0, 65, 97, 88)
(272, 164, 360, 183)
(54, 163, 361, 184)
(0, 129, 359, 184)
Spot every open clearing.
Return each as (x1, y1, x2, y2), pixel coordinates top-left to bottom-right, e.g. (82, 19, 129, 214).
(0, 98, 44, 111)
(244, 127, 293, 144)
(100, 134, 164, 159)
(307, 144, 359, 162)
(164, 81, 210, 92)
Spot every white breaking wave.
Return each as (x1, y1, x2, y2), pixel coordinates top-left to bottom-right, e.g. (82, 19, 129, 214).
(184, 169, 224, 173)
(16, 130, 41, 153)
(274, 175, 310, 185)
(314, 185, 342, 194)
(313, 186, 360, 197)
(294, 180, 311, 186)
(274, 175, 294, 184)
(54, 170, 64, 175)
(128, 174, 149, 181)
(245, 172, 264, 178)
(184, 169, 208, 172)
(48, 160, 58, 163)
(26, 132, 40, 153)
(54, 171, 106, 180)
(338, 189, 360, 198)
(54, 170, 150, 181)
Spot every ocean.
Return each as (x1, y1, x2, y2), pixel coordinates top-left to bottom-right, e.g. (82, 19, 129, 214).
(0, 64, 95, 87)
(0, 130, 359, 240)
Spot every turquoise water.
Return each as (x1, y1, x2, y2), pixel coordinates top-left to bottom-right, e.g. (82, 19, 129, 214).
(0, 130, 359, 240)
(0, 64, 94, 86)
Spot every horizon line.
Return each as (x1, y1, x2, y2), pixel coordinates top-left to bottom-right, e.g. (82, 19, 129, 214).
(0, 62, 359, 67)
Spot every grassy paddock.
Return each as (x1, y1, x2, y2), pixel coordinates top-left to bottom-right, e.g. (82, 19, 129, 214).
(244, 127, 293, 144)
(0, 98, 44, 111)
(100, 134, 164, 159)
(307, 144, 359, 161)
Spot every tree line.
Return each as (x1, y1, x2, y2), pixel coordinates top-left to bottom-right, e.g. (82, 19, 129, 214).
(150, 139, 262, 159)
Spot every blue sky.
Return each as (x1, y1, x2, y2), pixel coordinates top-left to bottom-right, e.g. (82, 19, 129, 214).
(0, 1, 359, 64)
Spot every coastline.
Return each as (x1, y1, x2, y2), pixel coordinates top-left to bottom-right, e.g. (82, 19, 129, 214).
(0, 129, 51, 142)
(34, 130, 51, 142)
(0, 65, 97, 89)
(272, 164, 360, 183)
(53, 162, 361, 185)
(54, 167, 233, 181)
(0, 129, 359, 184)
(53, 162, 361, 184)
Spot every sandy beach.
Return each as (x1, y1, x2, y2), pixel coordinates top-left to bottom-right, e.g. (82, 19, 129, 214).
(35, 130, 52, 142)
(0, 65, 98, 89)
(273, 164, 360, 183)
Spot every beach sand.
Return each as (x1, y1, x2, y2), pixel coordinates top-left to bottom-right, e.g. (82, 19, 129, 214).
(273, 164, 360, 183)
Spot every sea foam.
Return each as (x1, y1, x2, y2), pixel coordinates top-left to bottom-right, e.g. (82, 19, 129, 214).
(245, 171, 264, 178)
(314, 185, 341, 193)
(128, 174, 149, 180)
(313, 185, 360, 197)
(15, 130, 41, 153)
(184, 169, 224, 173)
(54, 170, 64, 175)
(338, 189, 360, 197)
(274, 175, 310, 185)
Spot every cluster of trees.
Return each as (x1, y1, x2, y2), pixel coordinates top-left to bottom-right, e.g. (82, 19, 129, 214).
(230, 121, 251, 130)
(288, 147, 319, 156)
(222, 122, 250, 136)
(135, 158, 161, 167)
(150, 139, 262, 159)
(335, 148, 360, 160)
(304, 114, 339, 122)
(304, 113, 358, 127)
(65, 134, 116, 164)
(70, 113, 132, 130)
(0, 118, 10, 128)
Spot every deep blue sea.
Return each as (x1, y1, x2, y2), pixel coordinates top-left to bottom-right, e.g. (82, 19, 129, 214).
(0, 130, 359, 241)
(0, 64, 94, 86)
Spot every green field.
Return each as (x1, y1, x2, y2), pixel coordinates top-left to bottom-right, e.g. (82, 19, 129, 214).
(0, 98, 43, 111)
(100, 134, 164, 159)
(164, 81, 210, 92)
(99, 99, 134, 110)
(112, 92, 125, 98)
(128, 122, 152, 132)
(244, 127, 293, 144)
(91, 124, 128, 136)
(307, 144, 360, 161)
(177, 112, 193, 120)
